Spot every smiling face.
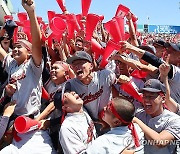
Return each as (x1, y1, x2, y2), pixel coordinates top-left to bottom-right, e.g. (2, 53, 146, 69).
(12, 42, 29, 65)
(50, 63, 67, 84)
(63, 91, 83, 113)
(142, 91, 164, 117)
(71, 59, 93, 83)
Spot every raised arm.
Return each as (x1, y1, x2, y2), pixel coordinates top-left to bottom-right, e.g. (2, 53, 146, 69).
(126, 13, 139, 47)
(22, 0, 42, 66)
(159, 56, 178, 113)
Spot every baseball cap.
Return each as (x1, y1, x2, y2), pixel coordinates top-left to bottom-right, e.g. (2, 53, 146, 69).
(66, 51, 92, 64)
(164, 42, 180, 52)
(153, 39, 166, 47)
(139, 79, 165, 93)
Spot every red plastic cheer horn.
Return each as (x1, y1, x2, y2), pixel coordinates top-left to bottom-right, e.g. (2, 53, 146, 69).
(120, 80, 143, 103)
(18, 12, 28, 22)
(42, 87, 50, 100)
(14, 116, 41, 134)
(104, 19, 122, 43)
(100, 40, 121, 68)
(81, 0, 92, 17)
(91, 38, 104, 59)
(115, 4, 130, 18)
(56, 0, 67, 12)
(50, 17, 66, 34)
(85, 14, 100, 41)
(47, 11, 56, 23)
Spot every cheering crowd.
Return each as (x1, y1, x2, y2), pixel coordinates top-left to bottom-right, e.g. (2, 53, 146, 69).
(0, 0, 180, 154)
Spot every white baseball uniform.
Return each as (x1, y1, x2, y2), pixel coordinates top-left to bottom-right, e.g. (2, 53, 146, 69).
(0, 130, 57, 154)
(85, 123, 144, 154)
(137, 109, 180, 154)
(59, 110, 96, 154)
(68, 69, 116, 120)
(3, 55, 44, 117)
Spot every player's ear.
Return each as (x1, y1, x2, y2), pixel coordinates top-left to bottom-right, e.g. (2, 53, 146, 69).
(113, 118, 121, 126)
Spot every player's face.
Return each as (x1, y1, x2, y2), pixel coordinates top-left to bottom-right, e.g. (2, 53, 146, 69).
(75, 40, 83, 51)
(115, 61, 129, 76)
(143, 91, 163, 117)
(154, 45, 165, 58)
(12, 43, 29, 65)
(63, 91, 83, 112)
(50, 63, 66, 83)
(102, 103, 116, 127)
(71, 60, 93, 81)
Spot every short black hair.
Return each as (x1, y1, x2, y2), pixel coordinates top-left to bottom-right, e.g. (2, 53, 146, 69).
(113, 97, 135, 124)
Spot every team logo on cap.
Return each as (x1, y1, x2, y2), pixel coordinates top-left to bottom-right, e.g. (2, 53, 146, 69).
(145, 80, 151, 87)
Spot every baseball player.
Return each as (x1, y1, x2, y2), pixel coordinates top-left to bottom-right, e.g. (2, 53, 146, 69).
(135, 79, 180, 154)
(66, 51, 116, 121)
(85, 97, 144, 154)
(59, 91, 96, 154)
(0, 0, 56, 153)
(118, 41, 180, 104)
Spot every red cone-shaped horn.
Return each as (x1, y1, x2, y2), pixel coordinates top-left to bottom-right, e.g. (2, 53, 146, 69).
(85, 14, 100, 41)
(113, 16, 125, 40)
(18, 12, 27, 22)
(66, 14, 81, 32)
(115, 4, 130, 18)
(56, 0, 67, 12)
(50, 17, 66, 34)
(14, 116, 41, 134)
(104, 19, 121, 43)
(66, 19, 75, 39)
(76, 14, 84, 30)
(42, 87, 50, 100)
(100, 40, 121, 68)
(23, 20, 32, 42)
(4, 15, 13, 21)
(130, 70, 148, 79)
(131, 13, 138, 22)
(47, 11, 56, 23)
(81, 0, 92, 17)
(120, 80, 143, 103)
(91, 38, 104, 59)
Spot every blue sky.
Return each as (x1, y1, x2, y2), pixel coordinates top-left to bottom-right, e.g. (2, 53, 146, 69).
(12, 0, 180, 26)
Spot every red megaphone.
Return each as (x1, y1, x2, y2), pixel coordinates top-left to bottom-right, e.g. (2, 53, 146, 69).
(113, 16, 125, 41)
(23, 20, 32, 42)
(47, 11, 56, 23)
(50, 17, 66, 34)
(115, 4, 130, 18)
(85, 14, 100, 41)
(56, 0, 67, 12)
(91, 38, 104, 59)
(120, 80, 143, 103)
(131, 70, 148, 79)
(66, 14, 81, 32)
(14, 116, 41, 134)
(104, 19, 122, 43)
(81, 0, 92, 17)
(4, 15, 13, 21)
(76, 14, 85, 30)
(100, 40, 121, 68)
(18, 12, 27, 22)
(42, 87, 50, 100)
